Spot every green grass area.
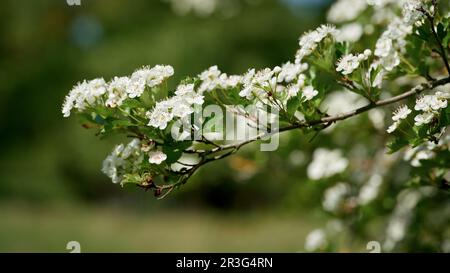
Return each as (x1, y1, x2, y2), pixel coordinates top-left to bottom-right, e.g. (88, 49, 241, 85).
(0, 203, 321, 252)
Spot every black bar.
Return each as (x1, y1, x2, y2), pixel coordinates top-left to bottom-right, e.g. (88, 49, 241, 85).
(0, 253, 447, 272)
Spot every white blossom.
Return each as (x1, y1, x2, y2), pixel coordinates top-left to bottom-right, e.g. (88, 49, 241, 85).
(414, 112, 434, 126)
(327, 0, 367, 23)
(357, 174, 383, 205)
(175, 83, 195, 96)
(221, 74, 243, 88)
(322, 182, 351, 212)
(148, 150, 167, 165)
(277, 62, 307, 83)
(122, 139, 141, 159)
(198, 65, 222, 93)
(302, 86, 319, 101)
(336, 54, 360, 75)
(62, 78, 107, 117)
(402, 0, 428, 26)
(171, 98, 194, 118)
(146, 102, 174, 129)
(374, 18, 412, 71)
(130, 65, 174, 98)
(295, 24, 339, 63)
(239, 68, 274, 100)
(106, 76, 130, 108)
(387, 120, 400, 133)
(126, 75, 146, 99)
(367, 0, 396, 7)
(305, 229, 328, 252)
(392, 105, 412, 121)
(307, 148, 349, 180)
(101, 139, 144, 184)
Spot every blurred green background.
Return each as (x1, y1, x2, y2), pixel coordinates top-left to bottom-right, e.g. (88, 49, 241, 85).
(0, 0, 341, 252)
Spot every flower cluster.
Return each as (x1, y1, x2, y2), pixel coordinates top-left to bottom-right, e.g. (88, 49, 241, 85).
(295, 24, 339, 63)
(374, 18, 412, 71)
(402, 0, 430, 26)
(336, 50, 372, 75)
(102, 139, 144, 184)
(238, 62, 314, 103)
(198, 65, 242, 93)
(414, 91, 449, 126)
(102, 138, 168, 185)
(387, 105, 412, 133)
(62, 65, 174, 117)
(62, 78, 107, 117)
(146, 83, 204, 130)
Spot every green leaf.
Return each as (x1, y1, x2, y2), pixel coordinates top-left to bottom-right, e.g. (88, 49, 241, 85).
(122, 99, 144, 109)
(386, 137, 409, 154)
(121, 173, 144, 186)
(286, 97, 300, 116)
(162, 140, 193, 164)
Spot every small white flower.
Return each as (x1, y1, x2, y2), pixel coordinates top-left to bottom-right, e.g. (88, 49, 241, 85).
(380, 50, 400, 71)
(296, 24, 338, 62)
(62, 92, 76, 117)
(336, 54, 361, 75)
(415, 95, 432, 112)
(198, 65, 221, 93)
(106, 76, 130, 107)
(414, 112, 434, 126)
(305, 229, 328, 252)
(175, 84, 195, 96)
(62, 78, 107, 117)
(172, 101, 194, 118)
(430, 96, 447, 111)
(415, 94, 448, 112)
(222, 75, 242, 88)
(435, 90, 450, 100)
(127, 75, 146, 98)
(287, 85, 300, 98)
(302, 86, 319, 101)
(375, 37, 393, 58)
(392, 105, 412, 121)
(146, 103, 174, 130)
(148, 150, 167, 165)
(277, 62, 306, 83)
(387, 120, 400, 134)
(130, 65, 174, 97)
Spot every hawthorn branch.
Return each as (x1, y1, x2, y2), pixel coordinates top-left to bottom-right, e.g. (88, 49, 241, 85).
(156, 77, 450, 199)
